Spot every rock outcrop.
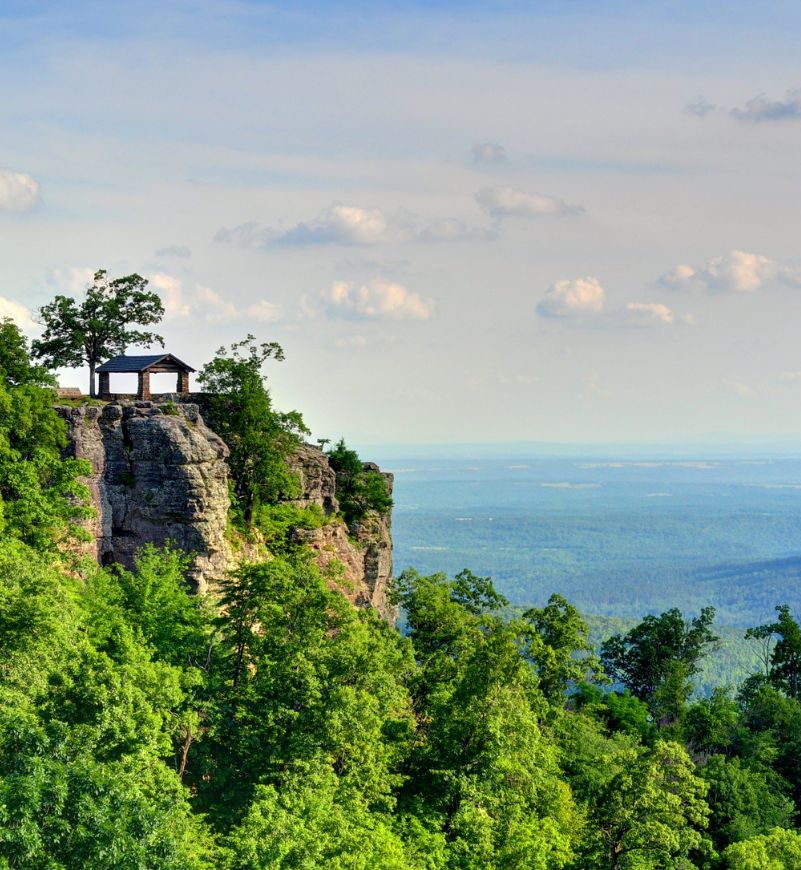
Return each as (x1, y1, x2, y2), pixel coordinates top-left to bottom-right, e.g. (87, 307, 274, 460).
(287, 447, 397, 622)
(58, 402, 230, 593)
(58, 403, 396, 621)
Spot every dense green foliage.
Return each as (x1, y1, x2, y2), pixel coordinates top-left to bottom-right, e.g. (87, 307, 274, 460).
(5, 329, 801, 866)
(0, 318, 90, 549)
(198, 336, 309, 524)
(327, 437, 393, 527)
(32, 270, 165, 397)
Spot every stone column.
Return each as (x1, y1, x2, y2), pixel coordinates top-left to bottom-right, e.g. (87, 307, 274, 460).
(137, 371, 151, 400)
(98, 371, 111, 400)
(177, 371, 190, 393)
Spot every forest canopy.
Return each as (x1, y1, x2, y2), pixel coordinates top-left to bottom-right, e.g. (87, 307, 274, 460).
(2, 321, 801, 868)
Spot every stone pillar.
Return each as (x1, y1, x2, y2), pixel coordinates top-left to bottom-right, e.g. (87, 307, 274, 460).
(137, 371, 151, 400)
(98, 372, 111, 400)
(177, 370, 190, 394)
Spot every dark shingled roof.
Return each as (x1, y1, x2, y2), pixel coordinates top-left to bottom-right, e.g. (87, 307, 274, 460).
(96, 354, 195, 373)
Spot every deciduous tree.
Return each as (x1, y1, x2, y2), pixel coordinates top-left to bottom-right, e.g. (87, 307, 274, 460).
(32, 269, 164, 396)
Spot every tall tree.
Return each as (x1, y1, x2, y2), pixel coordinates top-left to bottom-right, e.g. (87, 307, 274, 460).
(197, 336, 308, 524)
(601, 607, 718, 719)
(32, 269, 164, 396)
(749, 605, 801, 699)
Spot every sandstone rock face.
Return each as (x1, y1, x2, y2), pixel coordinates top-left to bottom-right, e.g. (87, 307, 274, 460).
(288, 446, 397, 622)
(58, 406, 395, 621)
(58, 403, 230, 593)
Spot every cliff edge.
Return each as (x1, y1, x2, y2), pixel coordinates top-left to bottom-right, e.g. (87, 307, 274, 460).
(58, 403, 396, 620)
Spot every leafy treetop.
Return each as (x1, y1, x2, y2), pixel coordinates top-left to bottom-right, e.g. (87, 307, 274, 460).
(198, 336, 308, 525)
(32, 269, 164, 396)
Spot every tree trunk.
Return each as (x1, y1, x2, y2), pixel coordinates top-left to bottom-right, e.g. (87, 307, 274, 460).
(89, 360, 96, 398)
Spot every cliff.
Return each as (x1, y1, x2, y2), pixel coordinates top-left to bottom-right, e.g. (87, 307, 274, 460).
(58, 402, 231, 592)
(58, 403, 396, 620)
(288, 445, 396, 622)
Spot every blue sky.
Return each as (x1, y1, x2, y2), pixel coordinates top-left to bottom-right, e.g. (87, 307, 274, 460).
(3, 0, 801, 444)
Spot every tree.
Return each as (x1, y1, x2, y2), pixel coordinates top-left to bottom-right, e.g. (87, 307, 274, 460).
(723, 827, 801, 869)
(32, 269, 164, 396)
(326, 438, 392, 528)
(198, 336, 308, 525)
(748, 605, 801, 699)
(0, 319, 90, 548)
(601, 607, 718, 719)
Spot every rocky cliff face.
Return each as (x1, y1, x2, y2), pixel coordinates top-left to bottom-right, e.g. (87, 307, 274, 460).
(287, 444, 396, 622)
(59, 405, 396, 620)
(58, 402, 231, 593)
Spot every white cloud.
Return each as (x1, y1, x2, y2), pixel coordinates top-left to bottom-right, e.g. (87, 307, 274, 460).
(150, 272, 190, 318)
(658, 250, 785, 293)
(471, 142, 507, 164)
(537, 277, 605, 319)
(0, 169, 41, 212)
(324, 279, 434, 320)
(217, 204, 395, 247)
(197, 285, 239, 322)
(0, 296, 36, 332)
(245, 299, 282, 322)
(779, 371, 801, 382)
(731, 88, 801, 123)
(625, 302, 675, 327)
(475, 186, 583, 218)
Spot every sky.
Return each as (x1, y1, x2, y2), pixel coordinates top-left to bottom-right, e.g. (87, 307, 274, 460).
(3, 0, 801, 446)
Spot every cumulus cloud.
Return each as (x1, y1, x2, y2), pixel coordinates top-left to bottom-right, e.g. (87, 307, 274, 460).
(155, 244, 192, 258)
(684, 96, 717, 118)
(537, 277, 605, 319)
(217, 202, 492, 247)
(324, 279, 434, 320)
(196, 285, 241, 322)
(658, 250, 790, 293)
(625, 302, 675, 327)
(731, 88, 801, 123)
(0, 296, 36, 331)
(150, 272, 190, 318)
(471, 142, 507, 164)
(475, 186, 583, 218)
(0, 169, 41, 212)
